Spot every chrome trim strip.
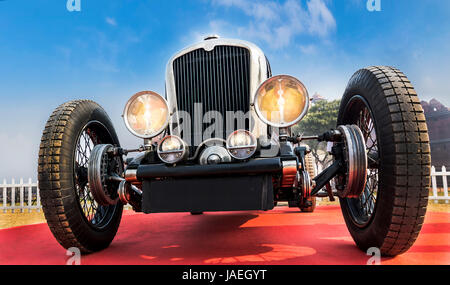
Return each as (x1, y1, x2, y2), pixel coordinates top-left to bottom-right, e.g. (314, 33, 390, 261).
(125, 169, 138, 183)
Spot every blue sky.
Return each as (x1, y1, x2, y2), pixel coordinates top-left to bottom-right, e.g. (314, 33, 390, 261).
(0, 0, 449, 180)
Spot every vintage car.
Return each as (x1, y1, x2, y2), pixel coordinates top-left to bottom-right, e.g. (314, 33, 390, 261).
(38, 35, 431, 256)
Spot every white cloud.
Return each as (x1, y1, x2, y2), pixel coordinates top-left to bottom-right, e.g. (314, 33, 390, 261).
(87, 58, 120, 73)
(211, 0, 336, 49)
(299, 44, 317, 54)
(0, 132, 39, 181)
(307, 0, 336, 36)
(181, 20, 236, 45)
(105, 17, 117, 26)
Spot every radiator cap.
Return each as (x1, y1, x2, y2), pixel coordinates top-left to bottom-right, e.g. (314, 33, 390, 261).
(204, 34, 220, 41)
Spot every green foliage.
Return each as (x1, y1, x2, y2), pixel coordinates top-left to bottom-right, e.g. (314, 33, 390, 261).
(292, 99, 341, 166)
(294, 99, 341, 135)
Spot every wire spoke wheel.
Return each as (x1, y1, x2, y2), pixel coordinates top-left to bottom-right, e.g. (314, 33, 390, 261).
(342, 97, 379, 227)
(299, 151, 317, 212)
(337, 66, 430, 256)
(39, 100, 123, 253)
(74, 123, 117, 229)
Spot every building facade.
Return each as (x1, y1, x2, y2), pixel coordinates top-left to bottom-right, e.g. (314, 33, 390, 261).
(421, 99, 450, 168)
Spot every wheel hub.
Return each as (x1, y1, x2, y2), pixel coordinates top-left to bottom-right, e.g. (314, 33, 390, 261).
(88, 144, 122, 206)
(335, 125, 368, 198)
(300, 170, 311, 200)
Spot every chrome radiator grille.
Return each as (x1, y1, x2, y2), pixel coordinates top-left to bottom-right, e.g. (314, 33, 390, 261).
(173, 45, 251, 145)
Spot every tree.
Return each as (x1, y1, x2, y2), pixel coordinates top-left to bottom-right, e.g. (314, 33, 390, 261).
(292, 99, 341, 169)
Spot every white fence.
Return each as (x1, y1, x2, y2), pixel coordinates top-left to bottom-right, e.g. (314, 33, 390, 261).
(0, 165, 449, 212)
(1, 178, 41, 213)
(430, 166, 449, 203)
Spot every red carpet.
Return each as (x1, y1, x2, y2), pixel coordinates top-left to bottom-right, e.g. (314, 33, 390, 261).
(0, 206, 449, 265)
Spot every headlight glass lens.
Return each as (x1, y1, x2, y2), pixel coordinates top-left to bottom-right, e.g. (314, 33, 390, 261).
(123, 91, 169, 138)
(161, 136, 183, 152)
(226, 130, 257, 160)
(157, 135, 187, 164)
(254, 75, 309, 128)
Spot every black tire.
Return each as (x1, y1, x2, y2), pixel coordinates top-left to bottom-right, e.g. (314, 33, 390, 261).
(38, 100, 123, 253)
(190, 212, 204, 215)
(300, 152, 317, 212)
(337, 66, 431, 256)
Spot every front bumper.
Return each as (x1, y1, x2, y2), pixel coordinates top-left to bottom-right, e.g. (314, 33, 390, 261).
(134, 158, 282, 213)
(135, 158, 283, 179)
(142, 174, 274, 213)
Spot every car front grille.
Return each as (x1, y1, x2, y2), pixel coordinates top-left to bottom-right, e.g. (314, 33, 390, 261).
(172, 45, 251, 146)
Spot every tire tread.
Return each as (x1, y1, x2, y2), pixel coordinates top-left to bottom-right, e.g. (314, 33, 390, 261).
(39, 100, 120, 253)
(340, 66, 430, 256)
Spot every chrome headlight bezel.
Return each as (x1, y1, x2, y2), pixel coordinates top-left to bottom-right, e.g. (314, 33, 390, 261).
(122, 91, 170, 139)
(253, 75, 310, 128)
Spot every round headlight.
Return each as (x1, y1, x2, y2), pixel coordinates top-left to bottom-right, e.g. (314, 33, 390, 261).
(157, 135, 188, 164)
(123, 91, 169, 139)
(226, 130, 257, 160)
(254, 75, 309, 128)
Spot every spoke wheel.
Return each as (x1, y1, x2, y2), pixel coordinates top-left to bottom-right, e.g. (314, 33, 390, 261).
(299, 151, 317, 213)
(341, 97, 379, 227)
(39, 100, 123, 253)
(337, 66, 431, 256)
(74, 123, 118, 229)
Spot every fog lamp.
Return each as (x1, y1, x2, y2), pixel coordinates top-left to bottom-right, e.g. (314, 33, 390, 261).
(226, 130, 257, 160)
(157, 135, 188, 164)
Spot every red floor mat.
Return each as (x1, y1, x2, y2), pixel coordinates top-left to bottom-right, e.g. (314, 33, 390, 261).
(1, 206, 449, 265)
